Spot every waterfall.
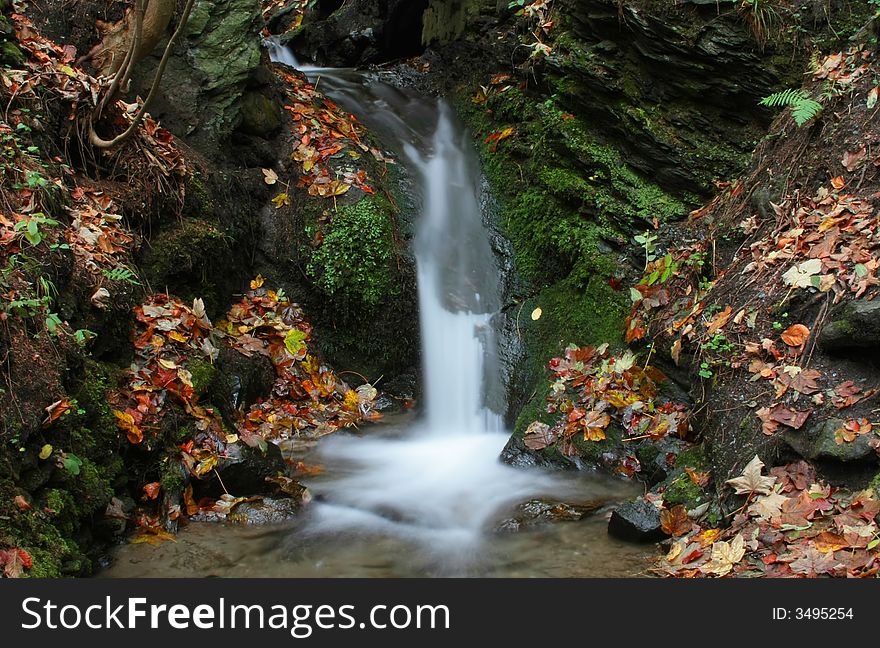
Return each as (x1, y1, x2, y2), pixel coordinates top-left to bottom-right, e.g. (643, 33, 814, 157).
(265, 42, 567, 554)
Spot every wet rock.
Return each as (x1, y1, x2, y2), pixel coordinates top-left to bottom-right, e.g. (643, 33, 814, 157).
(225, 497, 304, 525)
(782, 418, 876, 463)
(194, 441, 286, 499)
(495, 498, 604, 533)
(634, 435, 688, 484)
(818, 300, 880, 351)
(607, 498, 665, 543)
(207, 345, 276, 418)
(285, 0, 429, 67)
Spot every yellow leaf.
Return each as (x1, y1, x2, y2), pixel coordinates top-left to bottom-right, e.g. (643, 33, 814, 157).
(167, 330, 188, 344)
(272, 193, 290, 209)
(158, 358, 177, 370)
(250, 275, 265, 289)
(130, 529, 177, 546)
(39, 444, 53, 460)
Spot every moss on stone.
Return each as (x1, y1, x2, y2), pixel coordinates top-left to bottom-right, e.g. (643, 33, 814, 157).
(306, 195, 396, 310)
(187, 356, 218, 396)
(869, 472, 880, 498)
(662, 444, 710, 508)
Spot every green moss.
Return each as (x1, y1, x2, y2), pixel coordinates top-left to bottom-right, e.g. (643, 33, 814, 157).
(869, 472, 880, 498)
(1, 40, 24, 66)
(141, 217, 230, 307)
(662, 444, 710, 508)
(184, 171, 215, 218)
(187, 356, 218, 396)
(306, 195, 396, 310)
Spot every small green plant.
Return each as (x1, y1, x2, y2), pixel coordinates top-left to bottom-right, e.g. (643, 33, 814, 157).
(634, 230, 659, 269)
(760, 89, 823, 127)
(13, 212, 59, 246)
(699, 361, 713, 379)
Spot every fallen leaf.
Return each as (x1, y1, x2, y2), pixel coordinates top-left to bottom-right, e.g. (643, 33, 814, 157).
(780, 323, 810, 347)
(531, 307, 542, 321)
(700, 534, 745, 576)
(524, 421, 556, 450)
(262, 168, 278, 185)
(789, 544, 838, 576)
(727, 455, 777, 496)
(842, 147, 867, 172)
(782, 258, 823, 289)
(660, 505, 693, 536)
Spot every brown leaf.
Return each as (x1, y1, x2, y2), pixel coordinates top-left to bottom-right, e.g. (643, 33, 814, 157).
(705, 306, 732, 335)
(842, 147, 867, 172)
(523, 421, 557, 450)
(789, 544, 838, 576)
(660, 505, 693, 537)
(768, 404, 812, 430)
(143, 482, 161, 500)
(780, 323, 810, 347)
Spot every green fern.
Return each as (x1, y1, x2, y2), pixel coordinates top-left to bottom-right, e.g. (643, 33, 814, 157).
(759, 89, 823, 127)
(101, 265, 141, 285)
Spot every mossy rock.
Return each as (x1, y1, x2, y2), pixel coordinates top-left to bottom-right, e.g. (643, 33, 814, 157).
(305, 194, 397, 310)
(1, 40, 24, 66)
(238, 91, 283, 137)
(659, 444, 711, 509)
(140, 217, 232, 309)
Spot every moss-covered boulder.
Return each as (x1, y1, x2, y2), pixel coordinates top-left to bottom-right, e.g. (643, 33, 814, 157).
(238, 91, 283, 137)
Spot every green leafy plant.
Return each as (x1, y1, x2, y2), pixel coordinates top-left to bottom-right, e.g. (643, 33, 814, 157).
(13, 212, 60, 246)
(760, 89, 823, 127)
(634, 230, 659, 269)
(101, 265, 141, 285)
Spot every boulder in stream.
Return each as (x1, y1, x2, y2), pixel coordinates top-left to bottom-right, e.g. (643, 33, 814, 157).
(607, 498, 666, 543)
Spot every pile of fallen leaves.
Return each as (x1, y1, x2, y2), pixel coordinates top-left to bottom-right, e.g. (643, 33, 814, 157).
(656, 455, 880, 577)
(218, 275, 381, 452)
(4, 12, 186, 179)
(111, 277, 380, 538)
(268, 67, 392, 202)
(524, 343, 690, 476)
(626, 175, 880, 448)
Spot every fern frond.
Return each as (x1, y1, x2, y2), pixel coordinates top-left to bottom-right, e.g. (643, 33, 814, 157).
(759, 89, 822, 126)
(789, 98, 823, 126)
(101, 266, 141, 285)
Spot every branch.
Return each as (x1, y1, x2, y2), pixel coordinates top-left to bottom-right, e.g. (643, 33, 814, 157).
(90, 0, 196, 150)
(98, 0, 146, 118)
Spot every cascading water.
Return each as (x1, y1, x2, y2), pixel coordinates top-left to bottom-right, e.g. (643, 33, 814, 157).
(255, 50, 571, 554)
(305, 105, 569, 553)
(100, 46, 651, 579)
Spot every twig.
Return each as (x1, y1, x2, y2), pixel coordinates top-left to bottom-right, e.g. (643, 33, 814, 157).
(90, 0, 196, 149)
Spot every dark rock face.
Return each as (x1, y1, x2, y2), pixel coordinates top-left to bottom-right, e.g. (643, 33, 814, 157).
(819, 300, 880, 351)
(285, 0, 431, 66)
(607, 498, 665, 543)
(545, 0, 793, 196)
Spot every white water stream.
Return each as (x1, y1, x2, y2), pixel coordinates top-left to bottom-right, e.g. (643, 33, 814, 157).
(267, 56, 572, 553)
(100, 47, 653, 577)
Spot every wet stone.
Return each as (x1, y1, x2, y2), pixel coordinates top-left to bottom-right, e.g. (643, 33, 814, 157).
(607, 498, 666, 543)
(494, 498, 604, 533)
